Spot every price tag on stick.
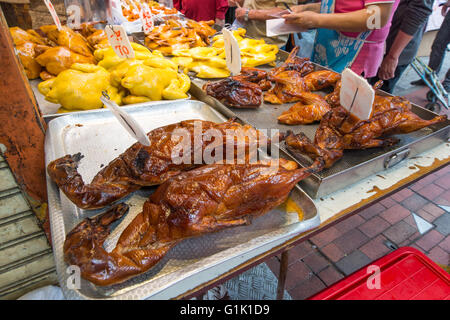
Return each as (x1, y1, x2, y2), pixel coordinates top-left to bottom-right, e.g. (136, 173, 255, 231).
(100, 92, 151, 146)
(340, 68, 374, 120)
(105, 25, 135, 59)
(44, 0, 62, 30)
(222, 28, 241, 76)
(140, 4, 154, 34)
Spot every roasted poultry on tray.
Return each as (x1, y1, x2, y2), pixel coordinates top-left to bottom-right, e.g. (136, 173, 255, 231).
(63, 158, 321, 286)
(264, 47, 340, 105)
(203, 67, 270, 108)
(203, 46, 341, 123)
(47, 119, 267, 210)
(285, 82, 447, 169)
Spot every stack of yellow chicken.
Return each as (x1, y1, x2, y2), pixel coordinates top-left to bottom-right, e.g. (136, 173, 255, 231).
(10, 24, 190, 113)
(38, 42, 190, 113)
(171, 28, 279, 79)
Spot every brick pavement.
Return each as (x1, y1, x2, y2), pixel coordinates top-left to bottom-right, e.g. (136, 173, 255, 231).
(263, 164, 450, 299)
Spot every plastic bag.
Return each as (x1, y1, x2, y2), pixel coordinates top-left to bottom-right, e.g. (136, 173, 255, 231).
(17, 285, 65, 300)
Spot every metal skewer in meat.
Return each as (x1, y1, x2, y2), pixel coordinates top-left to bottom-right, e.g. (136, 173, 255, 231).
(63, 158, 322, 286)
(47, 119, 267, 210)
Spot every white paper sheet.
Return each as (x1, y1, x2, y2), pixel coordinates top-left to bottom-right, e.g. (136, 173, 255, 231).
(266, 19, 306, 37)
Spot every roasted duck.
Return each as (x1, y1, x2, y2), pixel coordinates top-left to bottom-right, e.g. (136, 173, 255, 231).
(264, 70, 309, 104)
(304, 70, 341, 91)
(48, 119, 266, 209)
(264, 47, 339, 105)
(278, 92, 331, 125)
(63, 159, 321, 286)
(203, 67, 270, 108)
(285, 90, 447, 169)
(268, 46, 314, 78)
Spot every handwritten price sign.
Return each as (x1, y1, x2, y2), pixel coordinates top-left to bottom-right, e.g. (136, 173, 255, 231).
(105, 25, 135, 59)
(44, 0, 62, 30)
(140, 4, 154, 34)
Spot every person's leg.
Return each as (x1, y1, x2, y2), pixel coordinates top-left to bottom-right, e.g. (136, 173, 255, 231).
(428, 13, 450, 73)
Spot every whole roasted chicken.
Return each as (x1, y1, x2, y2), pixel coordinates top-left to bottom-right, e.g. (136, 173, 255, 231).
(285, 90, 447, 169)
(63, 159, 321, 286)
(48, 119, 266, 209)
(9, 27, 52, 79)
(203, 67, 270, 108)
(278, 92, 331, 125)
(264, 47, 339, 105)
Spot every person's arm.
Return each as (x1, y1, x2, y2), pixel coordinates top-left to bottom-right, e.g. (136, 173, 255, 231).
(283, 3, 394, 32)
(291, 2, 321, 13)
(442, 0, 450, 16)
(378, 31, 413, 80)
(236, 7, 285, 22)
(235, 0, 301, 22)
(378, 0, 433, 80)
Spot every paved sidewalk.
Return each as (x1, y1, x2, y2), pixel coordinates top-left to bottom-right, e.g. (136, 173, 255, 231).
(264, 164, 450, 300)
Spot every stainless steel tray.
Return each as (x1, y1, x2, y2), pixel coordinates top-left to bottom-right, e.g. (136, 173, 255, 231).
(189, 50, 450, 199)
(45, 100, 320, 300)
(30, 79, 191, 123)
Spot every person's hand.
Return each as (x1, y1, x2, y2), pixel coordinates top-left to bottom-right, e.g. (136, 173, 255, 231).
(215, 18, 225, 27)
(378, 54, 399, 80)
(235, 7, 247, 22)
(442, 0, 450, 16)
(282, 11, 319, 29)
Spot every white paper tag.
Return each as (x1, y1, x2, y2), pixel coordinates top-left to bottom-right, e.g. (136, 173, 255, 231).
(222, 28, 241, 76)
(266, 18, 306, 37)
(100, 93, 150, 146)
(140, 4, 154, 34)
(340, 68, 374, 120)
(43, 0, 62, 30)
(105, 25, 135, 59)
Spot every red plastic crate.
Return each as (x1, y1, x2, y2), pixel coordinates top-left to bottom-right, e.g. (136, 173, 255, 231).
(309, 247, 450, 300)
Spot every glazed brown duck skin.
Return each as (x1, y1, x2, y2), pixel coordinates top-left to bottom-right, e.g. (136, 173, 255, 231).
(63, 159, 322, 286)
(277, 92, 331, 125)
(268, 46, 314, 78)
(47, 119, 267, 210)
(203, 67, 271, 108)
(285, 93, 447, 169)
(204, 78, 263, 108)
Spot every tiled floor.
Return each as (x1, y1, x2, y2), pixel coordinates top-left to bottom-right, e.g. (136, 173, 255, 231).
(264, 165, 450, 300)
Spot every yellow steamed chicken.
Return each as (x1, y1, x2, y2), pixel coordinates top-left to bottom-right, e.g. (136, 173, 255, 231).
(171, 28, 278, 79)
(38, 63, 123, 113)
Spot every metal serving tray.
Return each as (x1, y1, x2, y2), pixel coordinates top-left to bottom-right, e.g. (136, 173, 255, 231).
(30, 80, 190, 123)
(190, 51, 450, 199)
(45, 100, 319, 300)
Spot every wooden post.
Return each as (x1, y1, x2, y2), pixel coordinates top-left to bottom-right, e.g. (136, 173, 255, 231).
(0, 8, 50, 241)
(276, 250, 289, 299)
